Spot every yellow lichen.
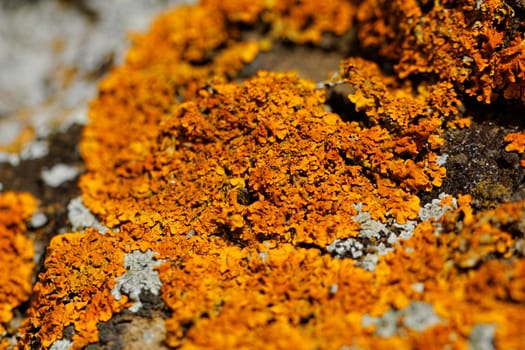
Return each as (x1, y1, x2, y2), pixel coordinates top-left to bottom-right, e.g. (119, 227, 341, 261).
(17, 229, 128, 349)
(504, 131, 525, 167)
(505, 131, 525, 153)
(16, 0, 525, 348)
(0, 192, 36, 341)
(355, 0, 525, 104)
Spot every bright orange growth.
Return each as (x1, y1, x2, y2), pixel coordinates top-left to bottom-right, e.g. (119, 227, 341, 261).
(157, 197, 525, 349)
(505, 132, 525, 153)
(17, 229, 129, 349)
(339, 57, 457, 215)
(504, 131, 525, 167)
(81, 64, 456, 247)
(355, 0, 525, 104)
(201, 0, 356, 43)
(0, 192, 36, 345)
(16, 0, 525, 349)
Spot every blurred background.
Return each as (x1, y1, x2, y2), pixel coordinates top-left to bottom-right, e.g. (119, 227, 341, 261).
(0, 0, 192, 156)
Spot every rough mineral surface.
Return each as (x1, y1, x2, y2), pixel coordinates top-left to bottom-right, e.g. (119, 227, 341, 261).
(1, 0, 525, 349)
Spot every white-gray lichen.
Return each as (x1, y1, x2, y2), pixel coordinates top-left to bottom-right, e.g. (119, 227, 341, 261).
(29, 211, 48, 228)
(362, 301, 441, 337)
(0, 0, 191, 118)
(59, 106, 89, 132)
(41, 163, 78, 188)
(327, 194, 457, 270)
(418, 192, 457, 225)
(326, 238, 365, 259)
(111, 249, 164, 313)
(185, 229, 196, 239)
(362, 309, 401, 338)
(393, 220, 418, 241)
(358, 253, 380, 272)
(49, 338, 73, 350)
(410, 282, 425, 293)
(258, 251, 269, 264)
(67, 196, 111, 234)
(0, 140, 49, 166)
(402, 301, 441, 332)
(0, 152, 20, 166)
(326, 203, 396, 271)
(436, 153, 449, 166)
(469, 324, 496, 350)
(21, 139, 49, 160)
(0, 119, 23, 145)
(329, 283, 338, 295)
(353, 203, 389, 240)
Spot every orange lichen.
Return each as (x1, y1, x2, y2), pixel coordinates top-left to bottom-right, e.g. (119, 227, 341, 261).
(505, 131, 525, 153)
(355, 0, 525, 104)
(0, 192, 35, 343)
(338, 57, 458, 220)
(504, 131, 525, 167)
(69, 0, 521, 347)
(265, 0, 355, 43)
(17, 229, 128, 349)
(130, 193, 525, 349)
(201, 0, 355, 44)
(441, 200, 520, 268)
(82, 64, 456, 249)
(17, 0, 525, 349)
(379, 199, 525, 349)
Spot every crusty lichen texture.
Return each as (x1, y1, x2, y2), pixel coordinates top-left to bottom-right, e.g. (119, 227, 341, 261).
(356, 0, 525, 104)
(18, 230, 128, 348)
(0, 192, 35, 348)
(0, 192, 37, 349)
(505, 131, 525, 167)
(15, 0, 525, 349)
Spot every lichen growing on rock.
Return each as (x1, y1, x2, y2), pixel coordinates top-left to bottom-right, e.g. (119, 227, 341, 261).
(355, 0, 525, 104)
(0, 192, 36, 347)
(17, 229, 128, 348)
(505, 131, 525, 167)
(111, 249, 163, 313)
(11, 0, 525, 348)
